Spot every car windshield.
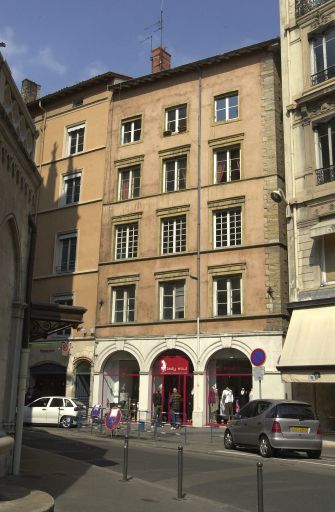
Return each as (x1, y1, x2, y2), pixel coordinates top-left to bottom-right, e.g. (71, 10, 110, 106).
(276, 403, 315, 420)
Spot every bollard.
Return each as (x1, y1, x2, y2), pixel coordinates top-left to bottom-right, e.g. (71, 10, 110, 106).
(257, 462, 264, 512)
(177, 444, 183, 499)
(184, 424, 187, 445)
(122, 434, 129, 481)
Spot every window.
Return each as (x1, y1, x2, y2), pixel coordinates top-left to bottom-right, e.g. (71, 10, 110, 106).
(53, 295, 73, 336)
(160, 281, 185, 320)
(214, 208, 242, 248)
(163, 157, 186, 192)
(214, 275, 242, 316)
(118, 166, 140, 200)
(214, 93, 238, 122)
(50, 398, 64, 407)
(56, 232, 77, 273)
(214, 147, 240, 183)
(311, 28, 335, 85)
(112, 285, 135, 323)
(165, 105, 187, 133)
(62, 172, 81, 206)
(115, 223, 138, 260)
(315, 120, 335, 184)
(67, 124, 85, 155)
(121, 117, 142, 144)
(322, 233, 335, 284)
(161, 216, 186, 254)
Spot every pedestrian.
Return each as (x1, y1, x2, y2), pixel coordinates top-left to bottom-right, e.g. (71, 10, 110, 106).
(169, 387, 182, 429)
(152, 384, 162, 426)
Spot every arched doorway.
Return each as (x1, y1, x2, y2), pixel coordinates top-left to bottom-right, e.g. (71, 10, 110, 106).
(206, 348, 252, 424)
(152, 350, 194, 425)
(29, 363, 66, 399)
(103, 351, 139, 420)
(75, 360, 91, 408)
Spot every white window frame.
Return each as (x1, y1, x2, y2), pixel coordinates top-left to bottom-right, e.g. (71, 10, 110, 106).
(161, 216, 186, 254)
(67, 124, 85, 156)
(52, 294, 73, 336)
(213, 147, 240, 183)
(118, 166, 140, 200)
(159, 281, 185, 320)
(321, 234, 335, 285)
(214, 208, 242, 248)
(111, 285, 135, 323)
(213, 275, 242, 316)
(121, 117, 142, 145)
(165, 105, 187, 133)
(163, 156, 187, 192)
(311, 28, 335, 82)
(61, 171, 81, 206)
(115, 223, 138, 260)
(55, 232, 77, 274)
(214, 93, 239, 123)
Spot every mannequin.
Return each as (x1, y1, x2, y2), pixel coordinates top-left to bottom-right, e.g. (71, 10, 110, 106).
(208, 384, 219, 422)
(220, 386, 234, 421)
(239, 387, 248, 408)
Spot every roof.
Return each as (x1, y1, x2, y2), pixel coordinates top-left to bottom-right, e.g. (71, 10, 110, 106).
(28, 70, 131, 108)
(110, 37, 280, 93)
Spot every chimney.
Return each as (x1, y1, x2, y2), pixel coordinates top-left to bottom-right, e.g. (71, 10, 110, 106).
(151, 47, 171, 73)
(21, 79, 41, 103)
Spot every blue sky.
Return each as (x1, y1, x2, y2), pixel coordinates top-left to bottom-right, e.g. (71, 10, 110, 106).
(1, 0, 279, 97)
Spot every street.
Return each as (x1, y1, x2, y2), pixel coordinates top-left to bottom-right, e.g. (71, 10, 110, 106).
(10, 427, 335, 511)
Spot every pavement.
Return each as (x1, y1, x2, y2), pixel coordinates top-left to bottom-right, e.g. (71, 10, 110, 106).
(1, 424, 335, 512)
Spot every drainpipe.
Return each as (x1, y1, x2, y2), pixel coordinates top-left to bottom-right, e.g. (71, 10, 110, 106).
(13, 214, 37, 474)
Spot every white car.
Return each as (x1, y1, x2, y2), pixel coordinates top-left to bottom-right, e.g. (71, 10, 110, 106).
(24, 396, 87, 428)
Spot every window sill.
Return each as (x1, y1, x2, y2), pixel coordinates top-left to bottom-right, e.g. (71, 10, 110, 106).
(119, 139, 143, 148)
(211, 118, 240, 127)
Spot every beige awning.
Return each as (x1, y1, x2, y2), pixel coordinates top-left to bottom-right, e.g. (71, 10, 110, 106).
(310, 219, 335, 238)
(277, 306, 335, 383)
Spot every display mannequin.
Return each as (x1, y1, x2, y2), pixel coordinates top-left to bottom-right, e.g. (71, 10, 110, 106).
(220, 386, 234, 421)
(208, 384, 219, 422)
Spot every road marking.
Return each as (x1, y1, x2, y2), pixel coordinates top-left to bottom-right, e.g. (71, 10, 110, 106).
(214, 450, 335, 468)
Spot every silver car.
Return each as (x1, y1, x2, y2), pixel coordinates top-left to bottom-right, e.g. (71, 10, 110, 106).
(224, 399, 322, 459)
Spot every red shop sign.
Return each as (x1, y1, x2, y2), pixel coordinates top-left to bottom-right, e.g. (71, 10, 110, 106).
(159, 356, 189, 374)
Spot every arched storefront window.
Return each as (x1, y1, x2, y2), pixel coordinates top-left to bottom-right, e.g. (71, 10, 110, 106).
(103, 351, 139, 420)
(206, 348, 252, 425)
(152, 350, 194, 425)
(75, 361, 91, 408)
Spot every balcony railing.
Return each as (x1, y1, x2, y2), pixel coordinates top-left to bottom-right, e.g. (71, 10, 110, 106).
(315, 165, 335, 185)
(311, 64, 335, 85)
(296, 0, 330, 18)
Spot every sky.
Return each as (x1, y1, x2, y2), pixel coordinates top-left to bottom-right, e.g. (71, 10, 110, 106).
(1, 0, 279, 97)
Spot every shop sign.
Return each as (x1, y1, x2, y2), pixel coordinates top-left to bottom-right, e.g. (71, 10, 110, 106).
(159, 356, 189, 374)
(40, 349, 55, 353)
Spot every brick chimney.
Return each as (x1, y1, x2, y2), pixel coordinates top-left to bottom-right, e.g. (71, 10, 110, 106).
(21, 79, 41, 103)
(151, 47, 171, 73)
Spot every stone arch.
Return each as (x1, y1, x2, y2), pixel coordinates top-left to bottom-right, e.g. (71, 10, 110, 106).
(0, 214, 21, 297)
(200, 337, 253, 372)
(96, 342, 144, 373)
(145, 340, 197, 373)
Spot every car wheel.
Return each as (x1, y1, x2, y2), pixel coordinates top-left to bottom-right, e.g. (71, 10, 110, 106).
(259, 435, 274, 458)
(306, 450, 321, 459)
(60, 416, 73, 429)
(224, 429, 236, 450)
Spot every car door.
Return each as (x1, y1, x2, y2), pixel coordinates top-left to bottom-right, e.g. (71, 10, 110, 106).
(47, 398, 64, 424)
(232, 402, 256, 444)
(24, 397, 50, 424)
(243, 401, 272, 446)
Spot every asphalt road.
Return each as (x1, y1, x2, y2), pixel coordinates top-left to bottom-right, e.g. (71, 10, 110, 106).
(22, 428, 335, 512)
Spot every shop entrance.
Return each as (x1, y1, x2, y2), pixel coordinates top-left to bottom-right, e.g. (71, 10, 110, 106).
(152, 351, 193, 425)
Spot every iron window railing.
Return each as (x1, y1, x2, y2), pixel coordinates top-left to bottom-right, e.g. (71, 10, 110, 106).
(296, 0, 330, 18)
(315, 165, 335, 185)
(311, 64, 335, 85)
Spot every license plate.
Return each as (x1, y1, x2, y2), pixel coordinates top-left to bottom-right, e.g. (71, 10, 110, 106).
(290, 426, 309, 433)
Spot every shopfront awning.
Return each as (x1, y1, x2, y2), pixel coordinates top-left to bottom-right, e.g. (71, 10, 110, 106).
(29, 302, 86, 341)
(310, 219, 335, 238)
(277, 306, 335, 383)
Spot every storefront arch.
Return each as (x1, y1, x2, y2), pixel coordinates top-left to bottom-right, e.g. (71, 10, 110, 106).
(74, 359, 91, 408)
(206, 348, 252, 425)
(102, 351, 140, 420)
(29, 363, 67, 399)
(151, 349, 194, 424)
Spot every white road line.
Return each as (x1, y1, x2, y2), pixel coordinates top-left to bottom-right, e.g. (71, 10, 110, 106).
(214, 450, 335, 468)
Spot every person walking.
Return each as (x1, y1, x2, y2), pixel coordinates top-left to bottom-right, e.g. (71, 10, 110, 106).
(169, 387, 182, 429)
(152, 384, 162, 426)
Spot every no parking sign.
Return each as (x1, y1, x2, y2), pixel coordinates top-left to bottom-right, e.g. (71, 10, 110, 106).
(250, 348, 266, 367)
(105, 407, 122, 430)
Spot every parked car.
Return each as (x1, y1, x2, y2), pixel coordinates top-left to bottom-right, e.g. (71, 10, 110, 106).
(24, 396, 87, 428)
(224, 399, 322, 459)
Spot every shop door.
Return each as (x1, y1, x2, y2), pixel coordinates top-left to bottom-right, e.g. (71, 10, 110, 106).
(160, 374, 193, 424)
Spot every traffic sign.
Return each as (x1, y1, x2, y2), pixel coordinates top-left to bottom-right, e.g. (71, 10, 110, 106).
(250, 348, 266, 366)
(253, 366, 265, 381)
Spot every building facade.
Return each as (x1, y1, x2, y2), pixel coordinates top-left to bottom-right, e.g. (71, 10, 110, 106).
(279, 0, 335, 430)
(93, 40, 288, 426)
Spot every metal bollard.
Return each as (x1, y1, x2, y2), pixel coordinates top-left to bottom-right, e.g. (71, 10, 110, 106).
(257, 462, 264, 512)
(122, 434, 129, 481)
(184, 424, 187, 445)
(177, 444, 183, 499)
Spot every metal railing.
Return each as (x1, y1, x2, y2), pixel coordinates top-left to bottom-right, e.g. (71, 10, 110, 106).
(311, 64, 335, 85)
(315, 165, 335, 185)
(296, 0, 330, 17)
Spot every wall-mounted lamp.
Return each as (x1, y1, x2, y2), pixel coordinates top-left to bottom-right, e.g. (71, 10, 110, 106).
(270, 188, 289, 205)
(77, 327, 87, 336)
(99, 299, 104, 307)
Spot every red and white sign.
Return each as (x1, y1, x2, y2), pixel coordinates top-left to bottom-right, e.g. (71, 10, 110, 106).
(61, 341, 70, 356)
(159, 356, 189, 374)
(105, 407, 122, 430)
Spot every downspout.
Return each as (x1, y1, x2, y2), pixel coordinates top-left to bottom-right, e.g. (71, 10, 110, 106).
(13, 214, 37, 475)
(35, 100, 47, 223)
